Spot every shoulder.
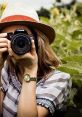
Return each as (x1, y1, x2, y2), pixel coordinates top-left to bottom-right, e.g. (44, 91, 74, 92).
(44, 70, 72, 92)
(41, 70, 71, 87)
(48, 70, 70, 80)
(37, 70, 71, 87)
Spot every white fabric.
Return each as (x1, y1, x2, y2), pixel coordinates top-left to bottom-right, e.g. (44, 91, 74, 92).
(0, 1, 39, 22)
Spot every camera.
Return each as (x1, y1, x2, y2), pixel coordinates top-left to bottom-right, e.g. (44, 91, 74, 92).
(7, 29, 38, 55)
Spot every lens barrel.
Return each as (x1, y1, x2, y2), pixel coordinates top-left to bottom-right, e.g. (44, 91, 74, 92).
(11, 33, 32, 55)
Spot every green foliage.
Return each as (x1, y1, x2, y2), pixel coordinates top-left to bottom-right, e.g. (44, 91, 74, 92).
(37, 7, 50, 18)
(39, 3, 82, 117)
(0, 3, 7, 17)
(76, 3, 82, 16)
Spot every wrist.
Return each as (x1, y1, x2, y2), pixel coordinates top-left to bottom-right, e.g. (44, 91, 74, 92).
(24, 68, 37, 77)
(23, 73, 37, 82)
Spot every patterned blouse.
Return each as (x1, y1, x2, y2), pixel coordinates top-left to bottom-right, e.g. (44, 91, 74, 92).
(1, 62, 72, 117)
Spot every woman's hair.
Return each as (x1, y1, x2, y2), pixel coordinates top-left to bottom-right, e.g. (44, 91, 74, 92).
(6, 26, 60, 79)
(36, 30, 60, 77)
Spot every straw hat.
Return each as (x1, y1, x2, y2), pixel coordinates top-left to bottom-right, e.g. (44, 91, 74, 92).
(0, 1, 55, 44)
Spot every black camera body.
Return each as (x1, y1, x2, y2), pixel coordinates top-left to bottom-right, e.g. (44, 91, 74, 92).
(7, 29, 38, 55)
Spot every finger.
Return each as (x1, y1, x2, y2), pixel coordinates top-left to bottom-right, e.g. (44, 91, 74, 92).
(0, 38, 8, 43)
(8, 40, 13, 56)
(0, 43, 8, 48)
(0, 48, 8, 52)
(0, 33, 7, 38)
(31, 40, 36, 54)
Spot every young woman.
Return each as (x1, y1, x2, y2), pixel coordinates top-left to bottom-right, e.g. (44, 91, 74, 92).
(0, 1, 71, 117)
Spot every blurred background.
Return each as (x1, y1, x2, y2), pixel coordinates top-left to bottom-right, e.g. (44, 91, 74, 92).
(0, 0, 82, 117)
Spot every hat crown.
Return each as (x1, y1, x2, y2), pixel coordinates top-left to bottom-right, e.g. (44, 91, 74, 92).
(0, 1, 55, 44)
(1, 1, 39, 22)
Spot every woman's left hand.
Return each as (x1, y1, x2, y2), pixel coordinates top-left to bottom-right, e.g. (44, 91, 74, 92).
(8, 39, 38, 74)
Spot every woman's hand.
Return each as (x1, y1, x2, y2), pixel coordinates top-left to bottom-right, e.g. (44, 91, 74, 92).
(8, 39, 38, 75)
(0, 33, 8, 68)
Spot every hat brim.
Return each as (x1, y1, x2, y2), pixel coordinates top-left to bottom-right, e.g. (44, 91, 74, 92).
(0, 21, 55, 44)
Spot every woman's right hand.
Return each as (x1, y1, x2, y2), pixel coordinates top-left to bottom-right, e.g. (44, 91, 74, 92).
(0, 33, 8, 69)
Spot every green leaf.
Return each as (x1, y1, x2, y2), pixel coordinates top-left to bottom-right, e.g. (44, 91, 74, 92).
(62, 55, 82, 63)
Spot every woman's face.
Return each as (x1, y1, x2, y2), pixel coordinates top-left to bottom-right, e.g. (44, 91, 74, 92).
(2, 25, 31, 34)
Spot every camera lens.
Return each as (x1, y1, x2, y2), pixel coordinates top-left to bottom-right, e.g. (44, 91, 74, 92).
(11, 33, 31, 55)
(17, 40, 25, 48)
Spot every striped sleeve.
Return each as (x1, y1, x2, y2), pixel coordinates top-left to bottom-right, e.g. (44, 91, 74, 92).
(1, 61, 9, 92)
(36, 71, 72, 116)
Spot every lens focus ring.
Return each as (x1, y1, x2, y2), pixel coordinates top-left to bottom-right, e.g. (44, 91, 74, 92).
(11, 33, 31, 55)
